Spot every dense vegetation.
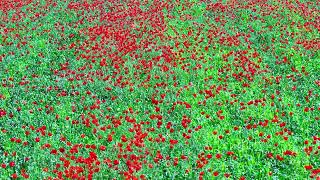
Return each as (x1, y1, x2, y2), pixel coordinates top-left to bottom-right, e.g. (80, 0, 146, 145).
(0, 0, 319, 179)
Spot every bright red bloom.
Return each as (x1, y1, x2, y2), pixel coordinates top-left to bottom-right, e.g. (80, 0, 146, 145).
(305, 165, 313, 170)
(0, 109, 6, 117)
(9, 161, 15, 167)
(11, 173, 18, 179)
(1, 163, 6, 168)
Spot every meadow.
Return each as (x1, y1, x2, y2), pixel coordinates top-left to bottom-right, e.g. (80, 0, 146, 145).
(0, 0, 319, 179)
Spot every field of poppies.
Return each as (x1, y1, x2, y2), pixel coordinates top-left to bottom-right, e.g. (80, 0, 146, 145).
(0, 0, 319, 179)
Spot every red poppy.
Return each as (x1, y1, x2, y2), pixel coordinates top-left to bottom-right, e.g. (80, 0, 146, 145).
(0, 109, 6, 117)
(9, 161, 15, 167)
(305, 165, 313, 170)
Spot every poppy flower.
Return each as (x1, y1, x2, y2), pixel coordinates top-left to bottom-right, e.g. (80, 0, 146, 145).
(305, 165, 313, 170)
(11, 173, 18, 179)
(0, 109, 6, 117)
(9, 161, 15, 167)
